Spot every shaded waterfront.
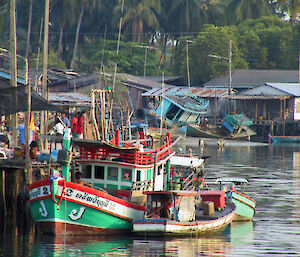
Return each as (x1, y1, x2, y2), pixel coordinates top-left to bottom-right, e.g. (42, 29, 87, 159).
(1, 138, 300, 256)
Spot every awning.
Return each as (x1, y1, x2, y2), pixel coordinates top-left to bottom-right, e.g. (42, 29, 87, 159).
(0, 85, 62, 116)
(170, 156, 204, 168)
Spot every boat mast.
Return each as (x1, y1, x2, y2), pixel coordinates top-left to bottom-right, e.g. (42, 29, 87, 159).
(41, 0, 50, 150)
(10, 0, 18, 146)
(108, 0, 125, 140)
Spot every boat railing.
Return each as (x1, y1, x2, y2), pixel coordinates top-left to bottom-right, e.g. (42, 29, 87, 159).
(182, 171, 196, 191)
(131, 180, 153, 191)
(130, 180, 153, 204)
(78, 137, 178, 165)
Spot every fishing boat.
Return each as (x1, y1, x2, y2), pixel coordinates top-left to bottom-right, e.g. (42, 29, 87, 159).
(132, 190, 236, 235)
(169, 155, 206, 190)
(268, 135, 300, 144)
(187, 114, 256, 140)
(28, 130, 179, 235)
(216, 177, 256, 221)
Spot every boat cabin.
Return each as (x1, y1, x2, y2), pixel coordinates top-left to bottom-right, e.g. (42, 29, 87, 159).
(72, 136, 175, 193)
(144, 190, 198, 222)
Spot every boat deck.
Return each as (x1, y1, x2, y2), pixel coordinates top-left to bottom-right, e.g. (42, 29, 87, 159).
(196, 201, 236, 220)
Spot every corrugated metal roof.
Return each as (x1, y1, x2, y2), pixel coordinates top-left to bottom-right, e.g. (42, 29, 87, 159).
(48, 92, 91, 107)
(265, 83, 300, 97)
(142, 86, 227, 98)
(204, 69, 299, 89)
(225, 95, 290, 100)
(167, 95, 209, 112)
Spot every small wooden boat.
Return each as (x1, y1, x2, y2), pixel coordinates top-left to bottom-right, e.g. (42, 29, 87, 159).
(269, 135, 300, 144)
(216, 177, 256, 221)
(132, 190, 236, 236)
(187, 113, 256, 140)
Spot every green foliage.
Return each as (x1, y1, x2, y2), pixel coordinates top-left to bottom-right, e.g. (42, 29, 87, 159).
(226, 0, 272, 25)
(237, 16, 294, 69)
(30, 49, 67, 70)
(1, 0, 298, 85)
(174, 25, 248, 85)
(77, 38, 162, 76)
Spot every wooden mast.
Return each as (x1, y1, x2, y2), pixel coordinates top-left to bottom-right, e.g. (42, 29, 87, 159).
(41, 0, 50, 150)
(10, 0, 18, 146)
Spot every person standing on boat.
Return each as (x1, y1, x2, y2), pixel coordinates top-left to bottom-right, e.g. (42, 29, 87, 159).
(71, 114, 78, 138)
(75, 171, 92, 187)
(53, 117, 64, 136)
(62, 113, 71, 128)
(77, 112, 84, 139)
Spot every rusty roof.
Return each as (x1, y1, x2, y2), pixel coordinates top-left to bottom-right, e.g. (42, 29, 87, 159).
(142, 86, 228, 98)
(48, 92, 91, 107)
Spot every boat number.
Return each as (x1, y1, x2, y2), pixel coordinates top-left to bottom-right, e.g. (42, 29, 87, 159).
(39, 200, 48, 217)
(43, 187, 48, 195)
(65, 188, 73, 197)
(69, 207, 86, 221)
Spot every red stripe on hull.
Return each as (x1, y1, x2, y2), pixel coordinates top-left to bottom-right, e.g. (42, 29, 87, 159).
(28, 179, 145, 211)
(37, 221, 130, 236)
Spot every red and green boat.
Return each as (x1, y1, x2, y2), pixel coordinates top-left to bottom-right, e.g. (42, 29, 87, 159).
(28, 130, 178, 235)
(216, 177, 256, 221)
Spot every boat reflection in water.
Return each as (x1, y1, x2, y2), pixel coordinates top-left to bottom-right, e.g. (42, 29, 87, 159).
(132, 235, 231, 257)
(30, 235, 131, 257)
(227, 221, 254, 245)
(292, 152, 300, 221)
(6, 221, 254, 257)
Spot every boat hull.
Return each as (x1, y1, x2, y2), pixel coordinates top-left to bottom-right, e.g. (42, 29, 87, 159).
(28, 178, 145, 235)
(186, 124, 255, 139)
(133, 207, 236, 235)
(269, 136, 300, 144)
(232, 191, 256, 221)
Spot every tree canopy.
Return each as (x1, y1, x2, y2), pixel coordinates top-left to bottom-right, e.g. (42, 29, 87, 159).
(2, 0, 300, 85)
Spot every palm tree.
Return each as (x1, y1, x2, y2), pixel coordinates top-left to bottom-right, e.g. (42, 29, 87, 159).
(201, 0, 226, 26)
(113, 0, 161, 42)
(226, 0, 271, 25)
(51, 0, 76, 58)
(71, 0, 99, 70)
(277, 0, 300, 25)
(167, 0, 204, 35)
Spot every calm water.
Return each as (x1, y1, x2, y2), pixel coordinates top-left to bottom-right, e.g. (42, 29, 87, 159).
(1, 139, 300, 257)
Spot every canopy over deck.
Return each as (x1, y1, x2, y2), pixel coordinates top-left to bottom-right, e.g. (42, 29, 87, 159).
(143, 190, 198, 196)
(170, 156, 204, 168)
(216, 177, 248, 184)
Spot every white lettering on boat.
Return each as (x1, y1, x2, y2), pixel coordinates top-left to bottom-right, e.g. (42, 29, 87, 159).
(58, 187, 142, 219)
(29, 186, 50, 200)
(69, 207, 86, 220)
(39, 200, 48, 217)
(73, 191, 116, 211)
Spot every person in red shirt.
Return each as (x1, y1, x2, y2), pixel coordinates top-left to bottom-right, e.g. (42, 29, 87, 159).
(71, 115, 78, 138)
(77, 112, 83, 139)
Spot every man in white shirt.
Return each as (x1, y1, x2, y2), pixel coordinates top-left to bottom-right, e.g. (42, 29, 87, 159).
(54, 118, 64, 136)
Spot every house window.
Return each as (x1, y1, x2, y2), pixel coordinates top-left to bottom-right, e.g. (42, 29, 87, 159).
(82, 165, 92, 178)
(122, 169, 132, 181)
(108, 167, 118, 180)
(95, 166, 104, 179)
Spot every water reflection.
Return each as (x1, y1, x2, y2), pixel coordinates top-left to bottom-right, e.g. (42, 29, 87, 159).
(228, 221, 254, 245)
(3, 140, 300, 256)
(1, 225, 257, 257)
(292, 152, 300, 222)
(132, 235, 231, 257)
